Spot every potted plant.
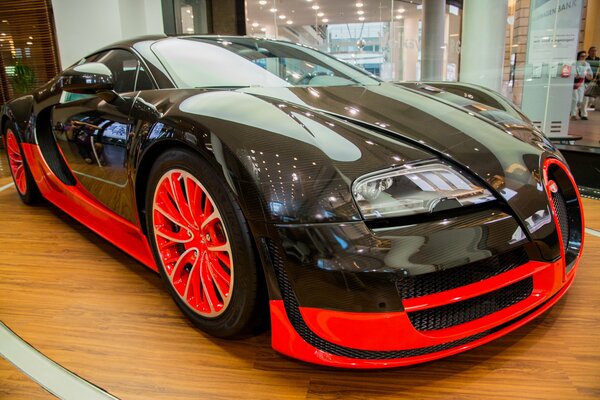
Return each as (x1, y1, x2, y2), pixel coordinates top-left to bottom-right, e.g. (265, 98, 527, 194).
(11, 61, 35, 96)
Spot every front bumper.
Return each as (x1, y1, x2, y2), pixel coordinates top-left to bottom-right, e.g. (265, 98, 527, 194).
(269, 261, 576, 368)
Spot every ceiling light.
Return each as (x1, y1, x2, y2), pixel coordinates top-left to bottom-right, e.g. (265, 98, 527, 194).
(26, 41, 32, 45)
(358, 16, 365, 21)
(395, 15, 403, 19)
(260, 27, 267, 31)
(357, 10, 364, 15)
(398, 8, 406, 13)
(259, 0, 267, 4)
(269, 7, 277, 12)
(322, 18, 329, 23)
(286, 20, 293, 24)
(317, 12, 324, 17)
(356, 2, 363, 7)
(312, 5, 320, 10)
(252, 22, 259, 27)
(279, 14, 286, 19)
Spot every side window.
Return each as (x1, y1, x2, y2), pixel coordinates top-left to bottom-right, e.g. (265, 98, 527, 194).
(96, 49, 155, 93)
(136, 65, 154, 91)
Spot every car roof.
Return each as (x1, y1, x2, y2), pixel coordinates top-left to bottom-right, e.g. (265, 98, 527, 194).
(93, 34, 303, 55)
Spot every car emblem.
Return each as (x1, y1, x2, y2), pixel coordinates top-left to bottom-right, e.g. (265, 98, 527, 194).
(547, 180, 559, 193)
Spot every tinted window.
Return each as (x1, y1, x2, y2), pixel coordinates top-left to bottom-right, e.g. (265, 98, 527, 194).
(151, 37, 380, 88)
(96, 49, 154, 93)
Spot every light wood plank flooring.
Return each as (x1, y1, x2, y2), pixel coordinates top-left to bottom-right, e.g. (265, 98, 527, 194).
(0, 147, 599, 399)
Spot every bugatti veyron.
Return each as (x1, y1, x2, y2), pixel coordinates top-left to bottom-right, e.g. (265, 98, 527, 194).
(1, 36, 583, 368)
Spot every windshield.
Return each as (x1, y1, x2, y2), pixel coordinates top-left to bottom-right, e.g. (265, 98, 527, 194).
(151, 37, 380, 89)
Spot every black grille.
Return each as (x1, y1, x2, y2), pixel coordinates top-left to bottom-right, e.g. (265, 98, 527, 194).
(407, 277, 533, 331)
(551, 189, 569, 254)
(395, 247, 529, 299)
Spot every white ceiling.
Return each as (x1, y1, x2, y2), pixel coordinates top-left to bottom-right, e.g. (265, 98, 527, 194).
(246, 0, 423, 29)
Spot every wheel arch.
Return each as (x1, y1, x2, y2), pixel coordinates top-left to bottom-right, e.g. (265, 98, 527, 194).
(135, 137, 272, 324)
(0, 114, 10, 139)
(1, 95, 35, 142)
(134, 137, 267, 237)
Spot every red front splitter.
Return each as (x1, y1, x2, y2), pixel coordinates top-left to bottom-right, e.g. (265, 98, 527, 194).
(269, 269, 577, 369)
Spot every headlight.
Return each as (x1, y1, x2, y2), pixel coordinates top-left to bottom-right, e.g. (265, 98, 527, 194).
(352, 162, 495, 219)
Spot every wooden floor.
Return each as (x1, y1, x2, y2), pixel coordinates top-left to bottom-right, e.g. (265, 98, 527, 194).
(0, 148, 599, 399)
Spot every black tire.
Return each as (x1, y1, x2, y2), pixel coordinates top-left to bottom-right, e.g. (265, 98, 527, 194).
(3, 122, 41, 205)
(145, 148, 265, 338)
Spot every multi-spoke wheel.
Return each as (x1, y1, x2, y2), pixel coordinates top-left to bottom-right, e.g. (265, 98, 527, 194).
(3, 124, 41, 204)
(146, 149, 265, 338)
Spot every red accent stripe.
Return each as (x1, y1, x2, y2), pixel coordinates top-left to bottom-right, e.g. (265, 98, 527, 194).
(542, 158, 585, 280)
(20, 143, 157, 270)
(297, 259, 563, 351)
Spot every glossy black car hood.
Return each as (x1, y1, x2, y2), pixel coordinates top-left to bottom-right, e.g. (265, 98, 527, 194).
(238, 83, 557, 243)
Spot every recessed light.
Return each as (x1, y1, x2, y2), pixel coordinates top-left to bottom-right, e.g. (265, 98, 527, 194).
(358, 16, 365, 21)
(260, 27, 267, 32)
(269, 7, 277, 12)
(322, 18, 329, 23)
(398, 8, 406, 13)
(395, 15, 403, 19)
(279, 14, 286, 19)
(252, 22, 259, 27)
(286, 20, 293, 24)
(356, 2, 363, 7)
(317, 12, 324, 17)
(312, 5, 320, 10)
(357, 10, 364, 15)
(258, 0, 267, 4)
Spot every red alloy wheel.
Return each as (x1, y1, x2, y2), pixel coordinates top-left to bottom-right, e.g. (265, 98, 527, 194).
(6, 129, 27, 195)
(152, 169, 234, 318)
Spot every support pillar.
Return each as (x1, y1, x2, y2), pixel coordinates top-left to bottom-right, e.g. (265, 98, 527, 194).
(459, 0, 508, 92)
(421, 0, 446, 81)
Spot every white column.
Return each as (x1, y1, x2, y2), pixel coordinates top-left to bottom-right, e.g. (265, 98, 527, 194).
(459, 0, 508, 92)
(421, 0, 446, 81)
(402, 12, 420, 81)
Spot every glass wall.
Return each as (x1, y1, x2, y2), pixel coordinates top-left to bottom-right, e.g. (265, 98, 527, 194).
(245, 0, 461, 83)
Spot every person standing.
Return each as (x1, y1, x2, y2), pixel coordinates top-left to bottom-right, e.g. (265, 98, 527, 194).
(572, 50, 593, 120)
(584, 46, 600, 111)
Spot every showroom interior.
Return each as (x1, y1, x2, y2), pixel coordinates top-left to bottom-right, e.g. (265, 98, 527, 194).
(0, 0, 599, 398)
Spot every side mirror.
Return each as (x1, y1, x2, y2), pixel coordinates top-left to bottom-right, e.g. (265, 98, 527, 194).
(59, 62, 113, 94)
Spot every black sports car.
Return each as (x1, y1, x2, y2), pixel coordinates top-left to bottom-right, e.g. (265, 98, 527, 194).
(1, 35, 584, 368)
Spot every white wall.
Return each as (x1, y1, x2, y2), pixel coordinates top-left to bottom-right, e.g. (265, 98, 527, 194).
(52, 0, 164, 68)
